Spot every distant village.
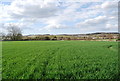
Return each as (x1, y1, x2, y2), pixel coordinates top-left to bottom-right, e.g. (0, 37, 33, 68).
(1, 32, 119, 41)
(21, 32, 119, 41)
(1, 26, 119, 41)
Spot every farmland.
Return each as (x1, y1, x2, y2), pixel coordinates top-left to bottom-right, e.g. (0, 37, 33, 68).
(2, 41, 118, 79)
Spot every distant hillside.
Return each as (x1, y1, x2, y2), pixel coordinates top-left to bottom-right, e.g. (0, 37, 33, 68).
(20, 32, 119, 41)
(2, 32, 119, 41)
(25, 32, 119, 36)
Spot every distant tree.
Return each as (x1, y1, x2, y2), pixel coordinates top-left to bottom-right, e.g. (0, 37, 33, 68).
(0, 32, 6, 40)
(51, 36, 57, 40)
(57, 37, 63, 40)
(44, 36, 50, 40)
(7, 25, 22, 41)
(107, 34, 113, 39)
(67, 37, 71, 40)
(17, 33, 22, 40)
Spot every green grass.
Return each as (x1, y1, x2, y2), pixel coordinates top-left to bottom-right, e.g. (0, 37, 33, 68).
(2, 41, 118, 79)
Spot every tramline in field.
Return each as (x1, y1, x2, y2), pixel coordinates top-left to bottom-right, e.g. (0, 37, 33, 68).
(2, 41, 118, 79)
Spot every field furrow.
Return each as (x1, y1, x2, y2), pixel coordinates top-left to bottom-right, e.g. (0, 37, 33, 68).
(2, 41, 118, 79)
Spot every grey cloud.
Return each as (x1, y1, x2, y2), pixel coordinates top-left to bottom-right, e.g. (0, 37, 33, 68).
(7, 0, 60, 19)
(76, 16, 108, 28)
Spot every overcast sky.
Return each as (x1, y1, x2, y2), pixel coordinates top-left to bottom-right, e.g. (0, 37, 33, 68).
(0, 0, 118, 35)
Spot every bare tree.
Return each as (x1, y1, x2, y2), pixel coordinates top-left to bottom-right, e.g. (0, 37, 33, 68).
(0, 32, 7, 41)
(7, 25, 22, 41)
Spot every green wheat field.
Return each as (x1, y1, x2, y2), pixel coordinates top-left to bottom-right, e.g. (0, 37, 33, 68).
(2, 41, 118, 79)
